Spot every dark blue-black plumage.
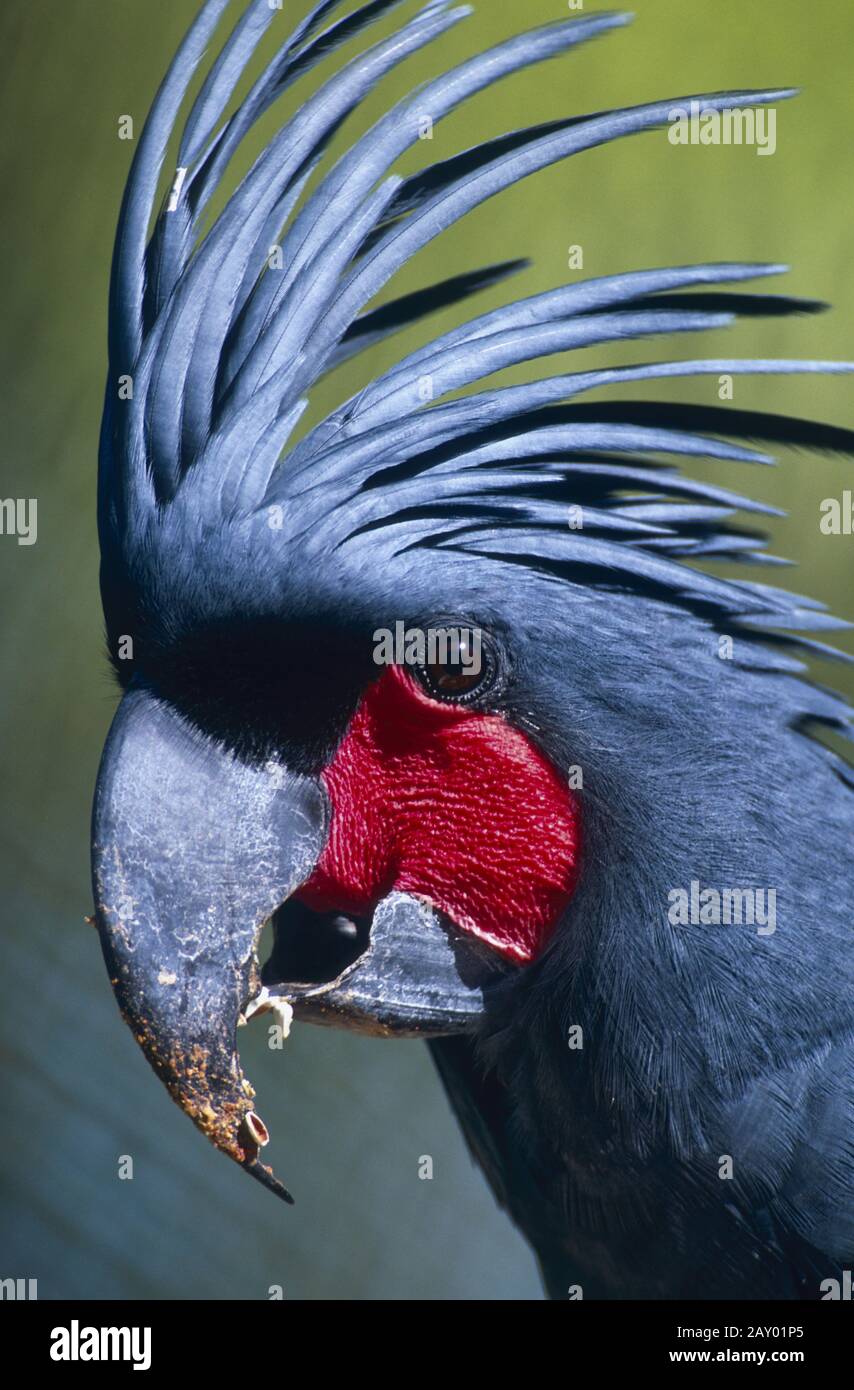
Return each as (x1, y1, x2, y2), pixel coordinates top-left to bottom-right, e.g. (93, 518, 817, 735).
(97, 0, 853, 1298)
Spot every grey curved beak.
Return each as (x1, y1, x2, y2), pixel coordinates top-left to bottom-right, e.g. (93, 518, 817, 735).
(92, 687, 510, 1203)
(91, 687, 328, 1200)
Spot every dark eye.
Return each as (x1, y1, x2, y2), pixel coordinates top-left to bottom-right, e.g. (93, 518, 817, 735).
(414, 626, 498, 705)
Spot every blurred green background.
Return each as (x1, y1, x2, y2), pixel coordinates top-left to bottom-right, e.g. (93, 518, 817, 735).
(1, 0, 852, 1300)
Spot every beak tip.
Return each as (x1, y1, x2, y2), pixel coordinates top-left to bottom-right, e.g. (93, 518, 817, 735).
(243, 1156, 295, 1205)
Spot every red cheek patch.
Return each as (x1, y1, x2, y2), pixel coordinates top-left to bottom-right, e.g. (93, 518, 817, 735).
(296, 666, 581, 964)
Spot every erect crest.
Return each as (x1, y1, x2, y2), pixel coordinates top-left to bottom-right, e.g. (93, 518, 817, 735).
(100, 0, 854, 697)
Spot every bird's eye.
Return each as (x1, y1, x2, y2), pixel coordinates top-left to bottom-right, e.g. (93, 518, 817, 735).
(413, 626, 498, 705)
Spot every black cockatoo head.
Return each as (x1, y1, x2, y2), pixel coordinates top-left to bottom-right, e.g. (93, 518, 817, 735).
(93, 0, 854, 1240)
